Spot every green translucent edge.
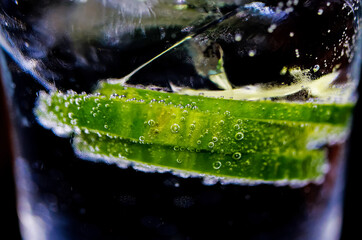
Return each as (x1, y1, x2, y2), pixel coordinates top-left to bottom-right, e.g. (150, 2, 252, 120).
(34, 83, 353, 182)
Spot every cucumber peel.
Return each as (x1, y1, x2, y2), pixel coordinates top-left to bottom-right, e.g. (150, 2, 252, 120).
(34, 82, 353, 183)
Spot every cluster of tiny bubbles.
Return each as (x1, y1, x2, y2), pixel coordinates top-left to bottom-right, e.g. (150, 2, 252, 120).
(188, 147, 195, 153)
(109, 93, 119, 99)
(170, 123, 181, 133)
(212, 161, 222, 170)
(177, 104, 184, 109)
(232, 152, 242, 160)
(295, 49, 300, 58)
(66, 89, 77, 96)
(267, 24, 277, 33)
(202, 176, 221, 186)
(235, 132, 244, 141)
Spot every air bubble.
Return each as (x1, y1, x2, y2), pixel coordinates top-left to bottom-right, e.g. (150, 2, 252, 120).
(212, 137, 218, 142)
(197, 140, 202, 145)
(190, 124, 196, 130)
(232, 152, 242, 160)
(139, 136, 145, 142)
(148, 119, 155, 126)
(248, 50, 256, 57)
(170, 124, 180, 133)
(313, 65, 320, 72)
(235, 132, 244, 140)
(213, 161, 222, 170)
(235, 33, 242, 41)
(208, 142, 215, 148)
(234, 124, 240, 130)
(317, 9, 324, 15)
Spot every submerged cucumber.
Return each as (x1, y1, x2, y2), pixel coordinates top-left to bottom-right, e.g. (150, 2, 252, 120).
(34, 82, 353, 182)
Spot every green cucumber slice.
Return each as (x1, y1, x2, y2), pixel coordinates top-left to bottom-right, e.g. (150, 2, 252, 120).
(34, 83, 353, 183)
(98, 82, 353, 125)
(74, 131, 326, 182)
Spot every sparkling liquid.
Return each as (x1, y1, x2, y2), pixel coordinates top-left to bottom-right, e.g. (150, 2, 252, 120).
(1, 0, 361, 239)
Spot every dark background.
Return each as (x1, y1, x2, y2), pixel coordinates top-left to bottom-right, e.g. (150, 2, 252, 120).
(0, 77, 361, 240)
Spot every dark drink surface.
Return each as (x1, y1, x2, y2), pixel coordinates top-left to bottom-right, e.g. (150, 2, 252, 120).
(1, 0, 361, 239)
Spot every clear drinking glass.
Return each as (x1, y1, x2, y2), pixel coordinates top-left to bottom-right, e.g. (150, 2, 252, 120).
(0, 1, 361, 239)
